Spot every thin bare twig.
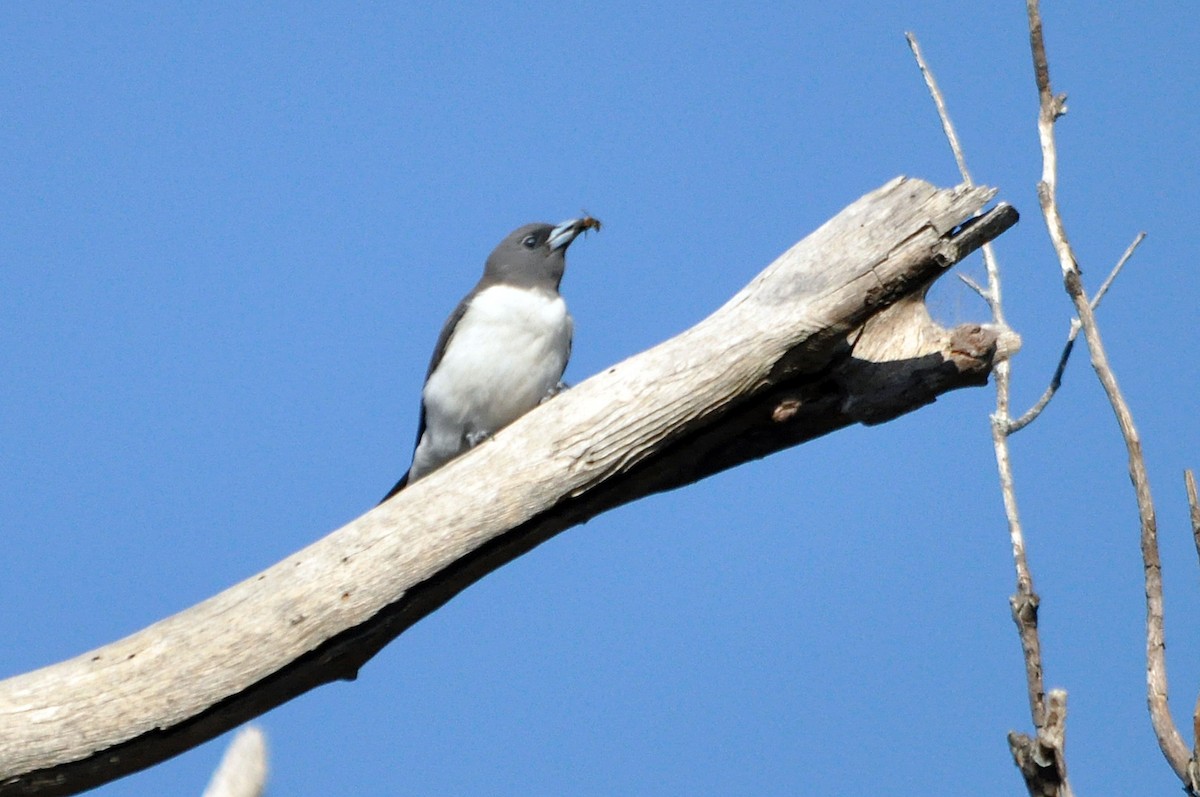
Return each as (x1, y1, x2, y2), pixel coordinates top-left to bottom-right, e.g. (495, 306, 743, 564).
(1093, 233, 1145, 308)
(1188, 470, 1200, 569)
(1008, 232, 1145, 433)
(903, 30, 1035, 602)
(1006, 336, 1076, 435)
(907, 26, 1043, 713)
(907, 30, 1068, 795)
(905, 33, 972, 184)
(904, 32, 1005, 322)
(1026, 0, 1193, 789)
(957, 271, 989, 301)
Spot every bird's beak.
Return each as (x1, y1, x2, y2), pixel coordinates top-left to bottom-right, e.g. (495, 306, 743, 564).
(548, 216, 602, 251)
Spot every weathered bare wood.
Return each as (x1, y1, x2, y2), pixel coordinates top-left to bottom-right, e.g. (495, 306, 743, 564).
(201, 727, 267, 797)
(904, 39, 1065, 794)
(1009, 689, 1073, 797)
(0, 177, 1018, 796)
(1026, 0, 1191, 790)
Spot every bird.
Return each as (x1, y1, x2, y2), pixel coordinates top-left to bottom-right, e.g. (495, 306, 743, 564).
(382, 216, 601, 502)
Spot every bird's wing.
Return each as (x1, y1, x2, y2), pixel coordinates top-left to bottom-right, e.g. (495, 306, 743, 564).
(381, 291, 476, 504)
(564, 314, 574, 375)
(424, 290, 475, 380)
(413, 290, 475, 441)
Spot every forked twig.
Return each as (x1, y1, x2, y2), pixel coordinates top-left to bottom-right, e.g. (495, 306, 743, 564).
(1026, 0, 1194, 790)
(1008, 232, 1145, 433)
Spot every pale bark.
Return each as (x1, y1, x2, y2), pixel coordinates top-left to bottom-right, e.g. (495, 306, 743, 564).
(0, 177, 1017, 796)
(201, 727, 268, 797)
(908, 26, 1073, 796)
(1024, 0, 1191, 791)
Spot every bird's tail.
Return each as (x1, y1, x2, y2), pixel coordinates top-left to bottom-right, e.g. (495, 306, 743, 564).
(380, 470, 410, 504)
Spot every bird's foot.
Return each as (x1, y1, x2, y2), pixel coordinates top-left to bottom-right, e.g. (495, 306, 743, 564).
(540, 381, 570, 404)
(465, 430, 493, 448)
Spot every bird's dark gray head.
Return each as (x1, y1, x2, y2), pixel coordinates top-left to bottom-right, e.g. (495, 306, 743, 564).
(481, 217, 600, 291)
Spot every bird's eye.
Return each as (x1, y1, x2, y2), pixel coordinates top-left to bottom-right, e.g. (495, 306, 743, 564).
(521, 235, 538, 249)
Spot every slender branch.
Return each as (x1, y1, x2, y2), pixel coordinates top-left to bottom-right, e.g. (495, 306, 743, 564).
(906, 29, 1067, 795)
(1093, 233, 1145, 307)
(957, 271, 989, 301)
(905, 33, 972, 184)
(1188, 470, 1200, 569)
(1006, 336, 1075, 436)
(1026, 0, 1193, 788)
(1068, 261, 1190, 785)
(1008, 232, 1145, 433)
(1188, 470, 1200, 787)
(904, 32, 1005, 322)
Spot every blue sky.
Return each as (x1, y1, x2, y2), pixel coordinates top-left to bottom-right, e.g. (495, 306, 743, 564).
(1, 3, 1197, 795)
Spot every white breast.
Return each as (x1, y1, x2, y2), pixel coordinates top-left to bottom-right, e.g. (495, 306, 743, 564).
(410, 284, 572, 480)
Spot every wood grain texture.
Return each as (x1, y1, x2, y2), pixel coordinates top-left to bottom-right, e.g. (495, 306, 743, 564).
(0, 177, 1018, 795)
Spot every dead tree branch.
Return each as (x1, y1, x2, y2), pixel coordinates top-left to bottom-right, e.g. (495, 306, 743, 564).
(0, 177, 1017, 796)
(1025, 0, 1194, 790)
(907, 28, 1070, 797)
(1189, 470, 1200, 786)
